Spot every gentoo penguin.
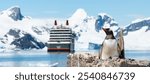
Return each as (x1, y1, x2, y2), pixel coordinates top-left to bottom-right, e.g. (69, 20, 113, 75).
(99, 28, 125, 59)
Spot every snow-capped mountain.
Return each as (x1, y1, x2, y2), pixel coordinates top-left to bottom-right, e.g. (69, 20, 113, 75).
(95, 13, 118, 32)
(0, 6, 24, 21)
(123, 18, 150, 50)
(0, 7, 120, 50)
(69, 8, 150, 50)
(124, 18, 150, 35)
(0, 6, 150, 51)
(68, 9, 99, 49)
(69, 8, 88, 27)
(69, 9, 119, 50)
(0, 6, 51, 50)
(2, 28, 45, 49)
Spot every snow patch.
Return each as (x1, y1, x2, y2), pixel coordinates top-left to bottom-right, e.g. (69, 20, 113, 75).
(69, 8, 87, 27)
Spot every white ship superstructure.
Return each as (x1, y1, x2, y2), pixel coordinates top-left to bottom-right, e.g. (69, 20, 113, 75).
(47, 20, 75, 52)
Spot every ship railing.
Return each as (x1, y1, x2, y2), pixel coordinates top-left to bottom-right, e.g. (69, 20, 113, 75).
(50, 37, 72, 39)
(49, 39, 72, 42)
(50, 31, 72, 34)
(50, 28, 71, 30)
(50, 35, 72, 37)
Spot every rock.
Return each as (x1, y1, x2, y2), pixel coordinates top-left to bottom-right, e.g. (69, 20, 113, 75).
(8, 6, 24, 21)
(8, 29, 21, 38)
(67, 52, 150, 67)
(11, 34, 45, 49)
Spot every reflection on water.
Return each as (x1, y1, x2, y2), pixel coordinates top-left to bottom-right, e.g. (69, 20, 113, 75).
(0, 50, 150, 67)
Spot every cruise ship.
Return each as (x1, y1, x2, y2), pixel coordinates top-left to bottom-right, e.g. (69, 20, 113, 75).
(47, 20, 75, 52)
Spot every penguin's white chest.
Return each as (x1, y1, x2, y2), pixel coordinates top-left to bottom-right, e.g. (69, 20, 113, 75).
(101, 39, 119, 59)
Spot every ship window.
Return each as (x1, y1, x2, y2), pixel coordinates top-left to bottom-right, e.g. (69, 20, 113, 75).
(57, 41, 60, 42)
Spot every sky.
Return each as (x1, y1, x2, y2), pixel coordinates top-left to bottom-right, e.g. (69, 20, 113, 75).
(0, 0, 150, 26)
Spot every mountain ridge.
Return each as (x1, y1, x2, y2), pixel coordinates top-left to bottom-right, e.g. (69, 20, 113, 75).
(0, 6, 150, 50)
(0, 6, 24, 21)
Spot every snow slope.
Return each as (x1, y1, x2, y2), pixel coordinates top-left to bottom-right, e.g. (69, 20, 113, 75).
(0, 6, 150, 50)
(123, 18, 150, 50)
(0, 6, 52, 50)
(69, 9, 119, 50)
(95, 13, 119, 32)
(70, 8, 150, 50)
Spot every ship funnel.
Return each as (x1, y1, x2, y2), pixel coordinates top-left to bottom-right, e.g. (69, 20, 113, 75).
(66, 20, 69, 26)
(54, 20, 57, 26)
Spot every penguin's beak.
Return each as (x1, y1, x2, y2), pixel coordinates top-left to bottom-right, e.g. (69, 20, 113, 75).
(102, 28, 107, 33)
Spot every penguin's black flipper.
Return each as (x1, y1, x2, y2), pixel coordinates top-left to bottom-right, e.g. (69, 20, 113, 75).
(120, 49, 125, 59)
(117, 28, 125, 59)
(99, 41, 104, 59)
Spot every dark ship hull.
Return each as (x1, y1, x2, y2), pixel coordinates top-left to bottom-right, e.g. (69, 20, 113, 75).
(47, 44, 71, 52)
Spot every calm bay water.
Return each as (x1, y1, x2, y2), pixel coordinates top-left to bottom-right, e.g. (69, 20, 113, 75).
(125, 50, 150, 60)
(0, 50, 68, 67)
(0, 50, 150, 67)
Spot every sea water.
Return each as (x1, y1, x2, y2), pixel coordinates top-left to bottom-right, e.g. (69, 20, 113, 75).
(125, 50, 150, 60)
(0, 50, 150, 67)
(0, 50, 68, 67)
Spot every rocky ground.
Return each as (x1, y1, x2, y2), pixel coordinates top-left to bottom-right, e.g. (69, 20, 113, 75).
(67, 52, 150, 67)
